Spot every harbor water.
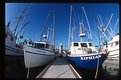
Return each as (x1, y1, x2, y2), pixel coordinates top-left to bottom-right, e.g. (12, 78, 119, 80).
(6, 55, 119, 79)
(6, 55, 50, 78)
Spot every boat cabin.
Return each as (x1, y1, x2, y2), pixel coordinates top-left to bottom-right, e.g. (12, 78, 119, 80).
(31, 42, 53, 50)
(108, 35, 119, 52)
(70, 42, 98, 54)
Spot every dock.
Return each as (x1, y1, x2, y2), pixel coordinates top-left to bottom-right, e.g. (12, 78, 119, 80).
(36, 57, 81, 78)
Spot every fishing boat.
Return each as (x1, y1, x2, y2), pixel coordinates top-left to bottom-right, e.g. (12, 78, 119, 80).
(5, 6, 30, 77)
(107, 34, 119, 66)
(5, 5, 31, 56)
(23, 10, 55, 68)
(103, 34, 119, 76)
(95, 12, 119, 76)
(24, 31, 55, 68)
(67, 5, 107, 69)
(5, 24, 23, 56)
(68, 42, 107, 69)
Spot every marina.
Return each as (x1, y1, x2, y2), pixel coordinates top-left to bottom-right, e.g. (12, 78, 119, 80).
(5, 3, 119, 80)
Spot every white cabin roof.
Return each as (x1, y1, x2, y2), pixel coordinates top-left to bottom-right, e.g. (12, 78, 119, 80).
(34, 41, 50, 44)
(71, 42, 93, 44)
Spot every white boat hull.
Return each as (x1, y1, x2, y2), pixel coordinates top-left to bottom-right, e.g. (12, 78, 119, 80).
(103, 49, 119, 74)
(102, 34, 119, 76)
(24, 45, 55, 68)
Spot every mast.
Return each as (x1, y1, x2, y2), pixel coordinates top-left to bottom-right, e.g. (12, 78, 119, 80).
(82, 6, 92, 42)
(12, 4, 32, 36)
(52, 10, 55, 47)
(68, 5, 72, 49)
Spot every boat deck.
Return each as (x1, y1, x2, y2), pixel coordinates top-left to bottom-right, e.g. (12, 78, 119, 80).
(36, 57, 81, 78)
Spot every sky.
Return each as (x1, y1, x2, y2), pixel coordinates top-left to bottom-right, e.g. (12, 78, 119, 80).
(5, 3, 119, 49)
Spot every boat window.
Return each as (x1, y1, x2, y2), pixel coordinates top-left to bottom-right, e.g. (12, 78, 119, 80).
(10, 36, 13, 41)
(74, 43, 79, 46)
(81, 43, 87, 47)
(89, 43, 93, 46)
(115, 41, 119, 46)
(46, 44, 49, 49)
(35, 43, 44, 49)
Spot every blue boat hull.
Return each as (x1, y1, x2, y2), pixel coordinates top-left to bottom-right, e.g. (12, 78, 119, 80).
(67, 53, 107, 69)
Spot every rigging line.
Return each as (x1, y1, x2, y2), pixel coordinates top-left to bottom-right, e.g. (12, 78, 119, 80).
(16, 21, 30, 37)
(100, 13, 113, 38)
(98, 14, 103, 27)
(68, 5, 72, 49)
(90, 29, 103, 45)
(73, 7, 79, 30)
(106, 27, 113, 39)
(77, 13, 81, 41)
(82, 7, 83, 25)
(97, 25, 109, 41)
(112, 18, 119, 36)
(44, 10, 52, 28)
(96, 15, 109, 41)
(48, 10, 55, 43)
(19, 4, 32, 34)
(94, 13, 100, 44)
(13, 4, 32, 36)
(40, 10, 53, 41)
(109, 23, 113, 37)
(96, 15, 101, 29)
(82, 6, 92, 41)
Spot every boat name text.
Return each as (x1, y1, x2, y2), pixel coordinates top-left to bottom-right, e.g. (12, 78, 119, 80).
(80, 55, 101, 60)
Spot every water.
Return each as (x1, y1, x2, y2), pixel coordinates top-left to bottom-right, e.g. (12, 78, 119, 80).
(6, 55, 49, 78)
(6, 56, 119, 79)
(67, 58, 119, 80)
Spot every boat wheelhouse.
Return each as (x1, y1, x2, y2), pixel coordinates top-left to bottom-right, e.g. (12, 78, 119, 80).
(68, 41, 107, 69)
(69, 42, 98, 55)
(24, 40, 55, 68)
